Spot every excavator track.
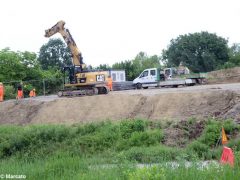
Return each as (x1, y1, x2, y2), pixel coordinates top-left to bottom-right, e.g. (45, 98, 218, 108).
(58, 86, 109, 97)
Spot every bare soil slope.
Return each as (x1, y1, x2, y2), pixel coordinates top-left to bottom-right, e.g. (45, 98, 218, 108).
(207, 67, 240, 84)
(1, 88, 240, 125)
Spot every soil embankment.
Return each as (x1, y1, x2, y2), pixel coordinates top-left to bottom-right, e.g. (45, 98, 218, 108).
(1, 85, 240, 125)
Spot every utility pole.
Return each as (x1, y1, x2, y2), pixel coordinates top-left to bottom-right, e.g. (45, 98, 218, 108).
(43, 79, 46, 96)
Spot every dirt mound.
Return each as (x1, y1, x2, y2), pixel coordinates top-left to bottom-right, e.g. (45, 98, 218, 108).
(0, 101, 44, 125)
(207, 67, 240, 84)
(0, 90, 239, 125)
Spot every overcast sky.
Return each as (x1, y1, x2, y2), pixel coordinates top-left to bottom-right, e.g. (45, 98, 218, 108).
(0, 0, 240, 66)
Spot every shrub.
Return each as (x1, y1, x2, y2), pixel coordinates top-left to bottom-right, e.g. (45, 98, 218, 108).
(120, 119, 146, 139)
(198, 119, 238, 147)
(76, 122, 103, 136)
(0, 125, 73, 158)
(129, 130, 163, 147)
(4, 85, 16, 99)
(187, 140, 211, 159)
(223, 119, 237, 134)
(121, 145, 182, 163)
(73, 123, 120, 153)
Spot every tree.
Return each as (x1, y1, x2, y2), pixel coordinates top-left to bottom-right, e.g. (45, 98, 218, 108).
(0, 48, 42, 82)
(0, 48, 26, 81)
(162, 32, 229, 72)
(96, 64, 111, 71)
(20, 51, 43, 81)
(228, 43, 240, 65)
(112, 60, 135, 80)
(38, 38, 72, 70)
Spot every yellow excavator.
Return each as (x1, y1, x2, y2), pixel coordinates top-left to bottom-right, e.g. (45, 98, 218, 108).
(45, 21, 109, 96)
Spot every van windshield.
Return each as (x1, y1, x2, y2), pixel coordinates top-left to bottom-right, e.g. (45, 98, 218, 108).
(140, 70, 148, 78)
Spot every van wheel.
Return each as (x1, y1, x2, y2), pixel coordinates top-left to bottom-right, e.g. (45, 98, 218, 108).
(136, 83, 142, 89)
(143, 87, 148, 89)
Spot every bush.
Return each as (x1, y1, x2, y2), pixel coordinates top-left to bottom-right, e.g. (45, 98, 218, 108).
(198, 119, 238, 147)
(223, 119, 238, 134)
(121, 145, 182, 163)
(4, 85, 16, 100)
(76, 123, 101, 136)
(129, 130, 164, 147)
(187, 140, 211, 159)
(0, 125, 73, 158)
(120, 119, 146, 139)
(72, 123, 120, 153)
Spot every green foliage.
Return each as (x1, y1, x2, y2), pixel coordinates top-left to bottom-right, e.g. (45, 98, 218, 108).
(3, 85, 16, 99)
(73, 123, 119, 153)
(128, 165, 166, 180)
(197, 120, 236, 147)
(223, 119, 238, 134)
(186, 119, 238, 159)
(0, 119, 240, 179)
(120, 145, 183, 163)
(227, 43, 240, 67)
(187, 141, 211, 159)
(198, 121, 221, 146)
(0, 48, 42, 82)
(0, 119, 238, 165)
(95, 64, 111, 70)
(0, 155, 239, 180)
(162, 31, 229, 72)
(38, 38, 72, 70)
(112, 52, 161, 80)
(112, 60, 135, 80)
(0, 125, 73, 158)
(218, 44, 240, 69)
(120, 119, 146, 139)
(128, 130, 163, 147)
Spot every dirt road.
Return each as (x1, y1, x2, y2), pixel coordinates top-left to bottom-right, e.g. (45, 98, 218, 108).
(1, 82, 240, 125)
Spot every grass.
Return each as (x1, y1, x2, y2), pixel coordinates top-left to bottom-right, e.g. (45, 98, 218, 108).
(0, 118, 239, 179)
(0, 155, 239, 180)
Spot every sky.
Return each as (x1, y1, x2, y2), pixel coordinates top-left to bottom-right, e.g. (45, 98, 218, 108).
(0, 0, 240, 66)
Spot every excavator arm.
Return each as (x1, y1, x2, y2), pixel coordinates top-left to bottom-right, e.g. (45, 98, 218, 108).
(45, 20, 85, 70)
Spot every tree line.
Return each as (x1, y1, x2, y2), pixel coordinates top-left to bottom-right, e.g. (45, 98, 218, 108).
(1, 31, 240, 98)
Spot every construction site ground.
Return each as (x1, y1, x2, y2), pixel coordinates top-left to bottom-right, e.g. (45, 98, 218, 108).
(1, 82, 240, 125)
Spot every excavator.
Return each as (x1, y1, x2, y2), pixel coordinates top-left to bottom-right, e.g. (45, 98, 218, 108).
(44, 21, 109, 96)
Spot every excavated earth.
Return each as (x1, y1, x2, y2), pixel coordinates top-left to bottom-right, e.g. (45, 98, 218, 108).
(1, 83, 240, 125)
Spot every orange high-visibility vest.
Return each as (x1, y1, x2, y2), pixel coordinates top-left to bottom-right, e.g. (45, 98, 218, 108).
(106, 77, 113, 91)
(29, 90, 34, 97)
(17, 90, 23, 98)
(107, 77, 113, 85)
(29, 90, 36, 97)
(0, 85, 4, 102)
(0, 85, 3, 95)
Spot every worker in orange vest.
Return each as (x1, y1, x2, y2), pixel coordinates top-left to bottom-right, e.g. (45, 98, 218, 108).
(29, 88, 36, 98)
(106, 75, 113, 91)
(0, 82, 4, 102)
(16, 83, 23, 100)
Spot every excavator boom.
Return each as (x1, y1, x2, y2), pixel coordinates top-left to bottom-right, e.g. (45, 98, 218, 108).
(45, 21, 84, 68)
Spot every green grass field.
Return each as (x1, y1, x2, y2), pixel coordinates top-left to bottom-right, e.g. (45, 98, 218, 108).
(0, 119, 239, 179)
